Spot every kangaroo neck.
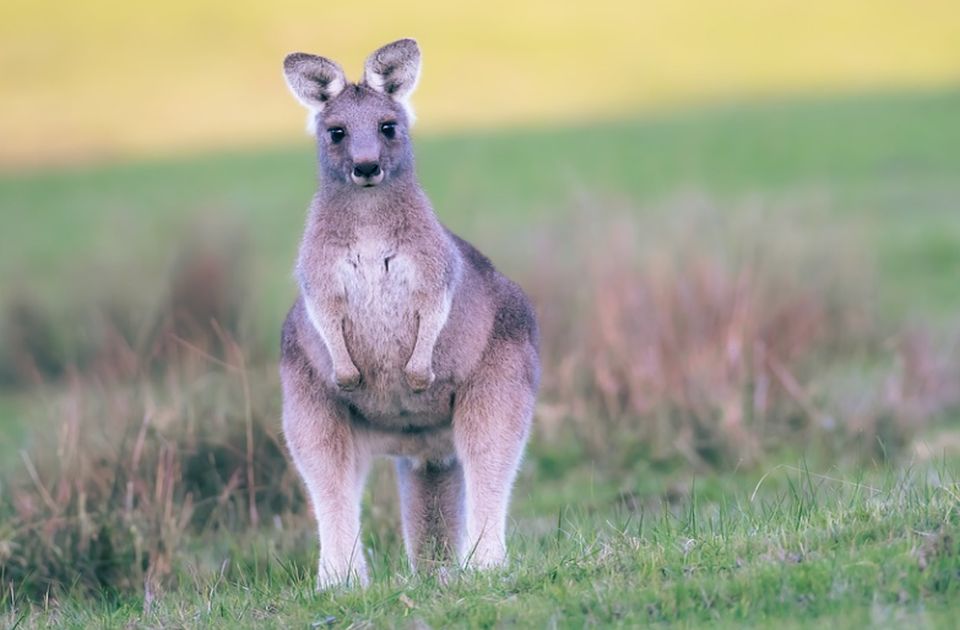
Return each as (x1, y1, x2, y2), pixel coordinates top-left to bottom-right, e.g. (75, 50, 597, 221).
(313, 176, 432, 229)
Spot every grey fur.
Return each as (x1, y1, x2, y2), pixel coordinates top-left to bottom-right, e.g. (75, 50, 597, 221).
(279, 39, 539, 590)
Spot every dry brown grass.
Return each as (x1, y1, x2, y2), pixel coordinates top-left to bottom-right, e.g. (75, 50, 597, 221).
(0, 344, 301, 600)
(525, 199, 959, 466)
(2, 202, 958, 599)
(0, 239, 299, 600)
(0, 228, 251, 388)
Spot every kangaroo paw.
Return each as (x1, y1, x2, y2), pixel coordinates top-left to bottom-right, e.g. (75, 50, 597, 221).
(334, 366, 362, 390)
(404, 365, 435, 392)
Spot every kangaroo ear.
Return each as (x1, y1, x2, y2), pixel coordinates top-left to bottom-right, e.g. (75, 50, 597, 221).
(362, 39, 421, 123)
(283, 53, 346, 132)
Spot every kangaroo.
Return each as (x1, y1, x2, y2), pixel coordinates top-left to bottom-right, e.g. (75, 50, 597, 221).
(279, 39, 540, 590)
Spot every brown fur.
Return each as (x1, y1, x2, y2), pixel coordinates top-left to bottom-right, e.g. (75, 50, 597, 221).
(279, 39, 539, 589)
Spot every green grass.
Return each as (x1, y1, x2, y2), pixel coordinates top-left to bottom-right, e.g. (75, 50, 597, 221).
(2, 88, 960, 627)
(5, 458, 959, 628)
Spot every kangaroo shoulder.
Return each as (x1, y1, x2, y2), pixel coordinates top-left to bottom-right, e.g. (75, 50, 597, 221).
(447, 230, 538, 347)
(446, 230, 495, 275)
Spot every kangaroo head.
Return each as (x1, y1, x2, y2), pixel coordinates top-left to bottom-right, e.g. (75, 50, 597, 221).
(283, 39, 421, 189)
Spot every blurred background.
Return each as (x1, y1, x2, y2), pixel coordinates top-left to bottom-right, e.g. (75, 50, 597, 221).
(3, 0, 960, 166)
(1, 0, 959, 605)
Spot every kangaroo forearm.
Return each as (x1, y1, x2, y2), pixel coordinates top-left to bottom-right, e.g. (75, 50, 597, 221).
(408, 292, 451, 368)
(303, 294, 354, 370)
(402, 291, 451, 391)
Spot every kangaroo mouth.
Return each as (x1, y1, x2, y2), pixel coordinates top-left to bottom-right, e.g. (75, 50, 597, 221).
(351, 172, 385, 187)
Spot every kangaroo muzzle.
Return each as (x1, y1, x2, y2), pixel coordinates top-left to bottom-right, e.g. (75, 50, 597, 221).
(351, 162, 384, 187)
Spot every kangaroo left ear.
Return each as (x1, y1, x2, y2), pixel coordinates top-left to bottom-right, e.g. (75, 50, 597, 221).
(362, 39, 421, 124)
(283, 52, 347, 134)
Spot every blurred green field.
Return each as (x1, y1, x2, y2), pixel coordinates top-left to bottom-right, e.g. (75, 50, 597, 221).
(2, 89, 960, 627)
(3, 87, 959, 336)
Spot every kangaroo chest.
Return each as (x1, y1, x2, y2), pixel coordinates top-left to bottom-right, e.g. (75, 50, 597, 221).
(333, 236, 454, 429)
(336, 237, 419, 367)
(339, 238, 415, 314)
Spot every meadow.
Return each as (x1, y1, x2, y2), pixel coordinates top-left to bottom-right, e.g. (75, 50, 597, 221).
(2, 88, 960, 627)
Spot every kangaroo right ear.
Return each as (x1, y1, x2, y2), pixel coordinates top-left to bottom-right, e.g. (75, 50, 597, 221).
(283, 53, 346, 130)
(363, 39, 421, 123)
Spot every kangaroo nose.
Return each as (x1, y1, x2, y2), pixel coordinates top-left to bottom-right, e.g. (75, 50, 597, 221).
(353, 162, 381, 178)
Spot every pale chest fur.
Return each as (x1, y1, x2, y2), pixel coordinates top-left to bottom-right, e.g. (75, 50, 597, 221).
(335, 235, 420, 373)
(328, 234, 457, 434)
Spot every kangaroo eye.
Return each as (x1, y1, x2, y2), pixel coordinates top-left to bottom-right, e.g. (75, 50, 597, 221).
(327, 127, 345, 144)
(380, 122, 397, 139)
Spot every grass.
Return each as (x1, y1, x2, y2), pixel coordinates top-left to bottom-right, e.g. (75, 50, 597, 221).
(4, 459, 959, 628)
(2, 88, 960, 626)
